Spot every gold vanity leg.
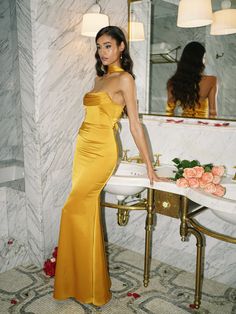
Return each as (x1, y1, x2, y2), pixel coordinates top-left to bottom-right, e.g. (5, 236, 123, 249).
(180, 196, 204, 309)
(143, 188, 154, 287)
(188, 227, 204, 309)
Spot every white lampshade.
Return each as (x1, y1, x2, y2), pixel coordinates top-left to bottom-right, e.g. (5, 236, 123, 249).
(81, 4, 109, 37)
(129, 21, 145, 41)
(177, 0, 213, 28)
(210, 9, 236, 35)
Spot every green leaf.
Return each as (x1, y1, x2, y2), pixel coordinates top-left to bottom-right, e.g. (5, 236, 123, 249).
(190, 160, 200, 167)
(203, 163, 213, 170)
(181, 160, 191, 168)
(204, 166, 212, 172)
(175, 173, 183, 180)
(172, 158, 181, 165)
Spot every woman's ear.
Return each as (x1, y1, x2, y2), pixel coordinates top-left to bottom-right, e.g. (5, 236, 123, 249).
(119, 41, 125, 52)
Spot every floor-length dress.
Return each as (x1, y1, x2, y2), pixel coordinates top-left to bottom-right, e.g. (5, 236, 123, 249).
(53, 66, 124, 306)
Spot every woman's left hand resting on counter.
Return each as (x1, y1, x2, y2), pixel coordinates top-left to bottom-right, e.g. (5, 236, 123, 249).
(119, 73, 171, 186)
(147, 166, 171, 185)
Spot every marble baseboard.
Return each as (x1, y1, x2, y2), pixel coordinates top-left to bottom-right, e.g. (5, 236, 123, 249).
(0, 237, 29, 273)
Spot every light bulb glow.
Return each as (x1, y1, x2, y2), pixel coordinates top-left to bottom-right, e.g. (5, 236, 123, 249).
(211, 8, 236, 35)
(177, 0, 213, 28)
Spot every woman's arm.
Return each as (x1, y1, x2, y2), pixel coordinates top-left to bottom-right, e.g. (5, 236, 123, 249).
(119, 72, 161, 184)
(208, 76, 218, 118)
(166, 85, 176, 116)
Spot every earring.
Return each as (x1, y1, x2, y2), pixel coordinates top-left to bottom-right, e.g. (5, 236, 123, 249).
(101, 65, 105, 72)
(120, 53, 123, 60)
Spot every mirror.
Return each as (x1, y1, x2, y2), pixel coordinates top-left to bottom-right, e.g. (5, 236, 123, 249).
(129, 0, 236, 120)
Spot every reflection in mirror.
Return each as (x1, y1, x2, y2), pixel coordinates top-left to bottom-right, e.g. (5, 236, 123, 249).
(130, 0, 236, 120)
(149, 0, 236, 120)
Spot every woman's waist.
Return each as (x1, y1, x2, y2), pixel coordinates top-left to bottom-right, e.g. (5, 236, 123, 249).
(80, 121, 118, 130)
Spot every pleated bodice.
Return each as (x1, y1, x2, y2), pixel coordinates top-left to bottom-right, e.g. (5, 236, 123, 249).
(83, 91, 124, 128)
(166, 98, 209, 118)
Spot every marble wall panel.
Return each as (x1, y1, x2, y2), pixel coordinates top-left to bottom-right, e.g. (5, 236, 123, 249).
(0, 0, 23, 162)
(6, 189, 27, 243)
(0, 188, 8, 238)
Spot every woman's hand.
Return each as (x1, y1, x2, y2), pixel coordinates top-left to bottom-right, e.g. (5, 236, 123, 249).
(147, 167, 171, 186)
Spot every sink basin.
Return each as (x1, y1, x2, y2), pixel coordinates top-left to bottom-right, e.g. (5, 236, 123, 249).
(104, 161, 147, 200)
(223, 183, 236, 201)
(209, 182, 236, 225)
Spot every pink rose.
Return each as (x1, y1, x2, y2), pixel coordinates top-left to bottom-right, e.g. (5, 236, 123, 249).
(188, 178, 200, 188)
(193, 166, 204, 178)
(199, 179, 207, 188)
(204, 183, 217, 194)
(183, 168, 197, 179)
(201, 172, 213, 184)
(212, 175, 221, 184)
(211, 166, 225, 177)
(213, 184, 226, 197)
(176, 178, 189, 188)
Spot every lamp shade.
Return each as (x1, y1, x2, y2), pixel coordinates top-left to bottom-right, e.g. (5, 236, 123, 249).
(81, 12, 109, 37)
(129, 21, 145, 41)
(210, 9, 236, 35)
(177, 0, 213, 28)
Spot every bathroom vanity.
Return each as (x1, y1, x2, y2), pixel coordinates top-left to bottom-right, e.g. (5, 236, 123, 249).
(103, 116, 236, 303)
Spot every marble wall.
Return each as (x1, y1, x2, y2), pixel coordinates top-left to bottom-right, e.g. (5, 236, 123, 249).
(104, 117, 236, 288)
(0, 186, 29, 272)
(16, 0, 128, 265)
(0, 0, 23, 162)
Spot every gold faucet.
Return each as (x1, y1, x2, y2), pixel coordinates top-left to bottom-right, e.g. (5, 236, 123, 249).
(233, 166, 236, 180)
(153, 153, 162, 167)
(122, 149, 130, 161)
(128, 155, 143, 163)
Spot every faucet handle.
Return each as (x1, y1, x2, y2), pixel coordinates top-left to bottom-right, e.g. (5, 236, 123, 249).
(233, 166, 236, 180)
(153, 153, 162, 167)
(122, 149, 130, 161)
(128, 155, 143, 163)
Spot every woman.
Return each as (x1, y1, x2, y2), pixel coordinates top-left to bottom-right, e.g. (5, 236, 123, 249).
(166, 41, 217, 118)
(54, 26, 163, 306)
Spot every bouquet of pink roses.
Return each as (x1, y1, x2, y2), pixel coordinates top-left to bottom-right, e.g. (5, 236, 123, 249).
(172, 158, 226, 197)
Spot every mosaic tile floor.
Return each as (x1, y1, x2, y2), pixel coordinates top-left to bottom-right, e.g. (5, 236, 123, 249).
(0, 243, 235, 313)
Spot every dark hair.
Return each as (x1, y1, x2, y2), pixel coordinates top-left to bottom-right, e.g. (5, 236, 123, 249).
(95, 26, 135, 78)
(167, 41, 206, 109)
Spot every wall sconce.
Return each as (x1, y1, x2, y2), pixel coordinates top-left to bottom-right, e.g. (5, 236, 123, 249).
(129, 11, 145, 42)
(177, 0, 213, 28)
(81, 0, 109, 37)
(210, 0, 236, 35)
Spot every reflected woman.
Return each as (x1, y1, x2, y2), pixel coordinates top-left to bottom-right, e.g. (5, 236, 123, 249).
(166, 41, 217, 118)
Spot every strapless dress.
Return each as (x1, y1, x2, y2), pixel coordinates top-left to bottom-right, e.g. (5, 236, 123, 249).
(54, 66, 125, 306)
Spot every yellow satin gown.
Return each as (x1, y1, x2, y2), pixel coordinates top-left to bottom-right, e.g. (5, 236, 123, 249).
(54, 65, 124, 306)
(166, 99, 209, 118)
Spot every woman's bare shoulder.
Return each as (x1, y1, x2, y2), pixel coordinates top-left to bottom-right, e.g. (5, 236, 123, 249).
(119, 71, 135, 88)
(202, 75, 217, 83)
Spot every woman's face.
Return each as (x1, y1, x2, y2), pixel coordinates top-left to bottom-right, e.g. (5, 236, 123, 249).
(96, 34, 124, 66)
